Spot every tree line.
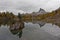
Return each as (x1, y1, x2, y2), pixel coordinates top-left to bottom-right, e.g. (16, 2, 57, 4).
(0, 12, 22, 26)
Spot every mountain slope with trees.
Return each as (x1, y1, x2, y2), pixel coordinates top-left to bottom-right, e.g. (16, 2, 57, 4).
(21, 7, 60, 27)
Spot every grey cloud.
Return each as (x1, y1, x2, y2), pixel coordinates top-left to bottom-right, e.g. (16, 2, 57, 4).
(0, 0, 60, 14)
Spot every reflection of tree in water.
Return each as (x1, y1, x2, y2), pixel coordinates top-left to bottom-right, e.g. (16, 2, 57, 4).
(10, 28, 23, 38)
(18, 30, 22, 38)
(0, 12, 24, 38)
(9, 22, 24, 38)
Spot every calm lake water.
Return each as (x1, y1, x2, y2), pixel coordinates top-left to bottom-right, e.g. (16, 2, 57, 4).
(0, 22, 60, 40)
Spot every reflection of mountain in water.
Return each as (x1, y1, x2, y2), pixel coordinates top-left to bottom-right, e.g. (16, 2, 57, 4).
(0, 23, 60, 40)
(32, 21, 46, 27)
(41, 23, 60, 36)
(20, 23, 60, 40)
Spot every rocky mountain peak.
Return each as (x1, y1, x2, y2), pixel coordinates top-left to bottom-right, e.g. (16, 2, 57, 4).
(39, 8, 44, 12)
(37, 8, 46, 14)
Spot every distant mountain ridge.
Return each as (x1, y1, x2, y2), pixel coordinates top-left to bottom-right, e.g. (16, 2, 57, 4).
(41, 7, 60, 27)
(21, 7, 60, 27)
(38, 8, 46, 13)
(31, 8, 46, 16)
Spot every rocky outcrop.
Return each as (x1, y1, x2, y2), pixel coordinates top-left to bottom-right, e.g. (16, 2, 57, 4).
(38, 8, 46, 13)
(31, 8, 46, 16)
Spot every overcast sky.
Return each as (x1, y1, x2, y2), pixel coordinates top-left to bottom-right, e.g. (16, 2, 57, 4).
(0, 0, 60, 15)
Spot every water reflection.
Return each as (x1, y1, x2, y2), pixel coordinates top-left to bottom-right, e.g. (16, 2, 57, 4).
(10, 29, 22, 38)
(9, 22, 24, 38)
(31, 21, 46, 27)
(0, 21, 24, 39)
(0, 22, 60, 40)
